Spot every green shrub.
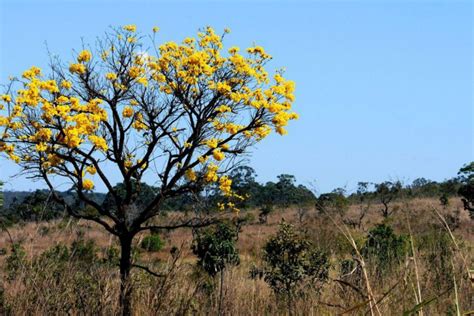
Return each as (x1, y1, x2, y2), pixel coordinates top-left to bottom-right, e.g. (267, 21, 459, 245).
(140, 234, 164, 252)
(257, 222, 329, 314)
(192, 222, 239, 276)
(361, 224, 408, 276)
(5, 243, 27, 280)
(70, 238, 98, 263)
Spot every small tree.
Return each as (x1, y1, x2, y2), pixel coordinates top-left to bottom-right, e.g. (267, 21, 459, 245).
(192, 222, 240, 315)
(315, 188, 349, 217)
(0, 24, 297, 315)
(344, 182, 372, 229)
(457, 162, 474, 219)
(374, 181, 402, 218)
(361, 224, 408, 278)
(258, 203, 273, 224)
(0, 181, 3, 210)
(258, 222, 329, 315)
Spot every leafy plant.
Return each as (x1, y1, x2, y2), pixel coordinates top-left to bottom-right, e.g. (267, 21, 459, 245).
(192, 222, 240, 277)
(140, 234, 164, 252)
(457, 161, 474, 219)
(361, 224, 408, 276)
(258, 222, 329, 314)
(192, 222, 240, 315)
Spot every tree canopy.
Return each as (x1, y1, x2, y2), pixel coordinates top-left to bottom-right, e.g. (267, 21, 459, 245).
(0, 24, 298, 315)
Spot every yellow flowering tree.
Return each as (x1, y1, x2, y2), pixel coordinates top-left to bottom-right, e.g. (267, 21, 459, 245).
(0, 25, 297, 315)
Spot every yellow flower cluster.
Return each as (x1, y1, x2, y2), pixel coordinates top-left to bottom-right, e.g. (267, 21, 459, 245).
(105, 72, 117, 81)
(69, 63, 86, 74)
(219, 175, 232, 196)
(204, 163, 219, 182)
(212, 149, 225, 161)
(123, 24, 137, 32)
(0, 24, 298, 201)
(77, 50, 92, 63)
(86, 165, 97, 175)
(122, 106, 134, 118)
(185, 169, 197, 181)
(89, 135, 108, 152)
(82, 179, 95, 190)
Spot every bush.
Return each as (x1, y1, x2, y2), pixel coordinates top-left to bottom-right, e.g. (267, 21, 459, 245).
(140, 234, 164, 252)
(361, 224, 408, 276)
(258, 222, 329, 314)
(5, 243, 27, 279)
(192, 222, 240, 277)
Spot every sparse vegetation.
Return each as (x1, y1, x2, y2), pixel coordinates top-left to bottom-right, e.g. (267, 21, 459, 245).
(0, 7, 471, 314)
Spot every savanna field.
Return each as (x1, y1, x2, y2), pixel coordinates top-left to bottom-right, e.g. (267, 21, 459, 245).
(0, 2, 472, 315)
(0, 195, 472, 315)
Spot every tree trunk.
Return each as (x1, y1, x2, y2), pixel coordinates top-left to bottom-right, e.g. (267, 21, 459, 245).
(218, 269, 224, 316)
(286, 286, 293, 316)
(119, 234, 133, 316)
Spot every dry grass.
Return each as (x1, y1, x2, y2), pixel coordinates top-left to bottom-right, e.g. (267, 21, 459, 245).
(0, 197, 472, 315)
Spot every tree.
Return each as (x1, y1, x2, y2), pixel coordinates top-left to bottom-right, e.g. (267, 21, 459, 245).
(260, 174, 315, 208)
(257, 222, 329, 315)
(457, 162, 474, 219)
(374, 181, 402, 218)
(0, 181, 3, 210)
(315, 188, 349, 217)
(258, 203, 274, 224)
(0, 25, 297, 315)
(4, 189, 65, 222)
(361, 224, 408, 278)
(228, 165, 261, 208)
(344, 182, 372, 229)
(192, 222, 240, 315)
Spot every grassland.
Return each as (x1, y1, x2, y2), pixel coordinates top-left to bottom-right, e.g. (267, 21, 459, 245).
(0, 197, 472, 315)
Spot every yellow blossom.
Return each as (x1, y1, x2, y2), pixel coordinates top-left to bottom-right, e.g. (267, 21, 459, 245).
(86, 165, 97, 175)
(213, 149, 225, 161)
(60, 80, 72, 89)
(123, 24, 137, 32)
(1, 95, 11, 102)
(185, 169, 197, 181)
(204, 138, 219, 149)
(219, 175, 232, 195)
(89, 135, 108, 152)
(82, 179, 95, 190)
(122, 106, 134, 118)
(77, 50, 92, 63)
(105, 72, 117, 81)
(69, 63, 86, 74)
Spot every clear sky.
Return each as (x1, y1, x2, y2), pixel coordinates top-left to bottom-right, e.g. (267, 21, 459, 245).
(0, 0, 472, 193)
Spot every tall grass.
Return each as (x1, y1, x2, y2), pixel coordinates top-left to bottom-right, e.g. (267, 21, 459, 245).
(0, 198, 472, 315)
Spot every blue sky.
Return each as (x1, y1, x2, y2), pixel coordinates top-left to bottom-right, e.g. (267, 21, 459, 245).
(0, 0, 472, 193)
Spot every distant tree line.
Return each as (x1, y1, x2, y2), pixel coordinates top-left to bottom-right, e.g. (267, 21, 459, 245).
(2, 162, 473, 225)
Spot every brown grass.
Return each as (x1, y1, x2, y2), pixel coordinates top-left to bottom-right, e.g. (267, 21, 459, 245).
(0, 197, 472, 315)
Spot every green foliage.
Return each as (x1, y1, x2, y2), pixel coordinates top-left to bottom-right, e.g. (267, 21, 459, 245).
(375, 181, 402, 217)
(258, 222, 329, 310)
(101, 181, 158, 213)
(192, 222, 240, 277)
(259, 204, 274, 224)
(0, 181, 4, 209)
(418, 229, 455, 291)
(8, 240, 110, 314)
(361, 224, 408, 275)
(457, 161, 474, 218)
(71, 239, 99, 263)
(140, 234, 165, 252)
(439, 193, 449, 207)
(2, 190, 65, 223)
(207, 170, 316, 210)
(316, 188, 349, 216)
(5, 243, 27, 279)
